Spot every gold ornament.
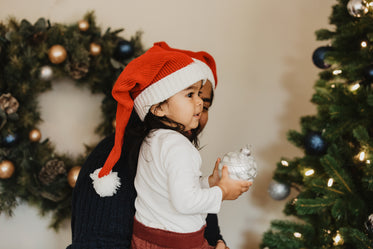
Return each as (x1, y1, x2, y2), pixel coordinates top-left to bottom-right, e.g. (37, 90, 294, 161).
(78, 20, 89, 31)
(68, 166, 81, 188)
(0, 160, 15, 179)
(29, 128, 42, 142)
(90, 42, 102, 56)
(112, 118, 116, 129)
(48, 45, 67, 64)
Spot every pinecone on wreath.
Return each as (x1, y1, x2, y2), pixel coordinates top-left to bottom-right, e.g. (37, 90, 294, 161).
(0, 93, 19, 115)
(39, 159, 67, 185)
(66, 61, 89, 79)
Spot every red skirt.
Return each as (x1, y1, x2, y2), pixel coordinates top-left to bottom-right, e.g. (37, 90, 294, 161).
(131, 217, 214, 249)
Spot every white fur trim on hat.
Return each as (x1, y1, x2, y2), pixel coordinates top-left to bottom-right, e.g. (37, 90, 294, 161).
(134, 58, 215, 120)
(90, 168, 121, 197)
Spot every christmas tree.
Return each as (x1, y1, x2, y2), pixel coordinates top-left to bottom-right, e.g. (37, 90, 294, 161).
(261, 0, 373, 248)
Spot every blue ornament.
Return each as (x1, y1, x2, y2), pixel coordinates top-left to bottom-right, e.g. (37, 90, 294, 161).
(3, 133, 17, 146)
(312, 46, 332, 69)
(304, 132, 327, 155)
(114, 40, 134, 61)
(364, 64, 373, 81)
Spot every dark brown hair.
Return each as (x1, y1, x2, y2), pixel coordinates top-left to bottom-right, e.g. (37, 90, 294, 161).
(142, 111, 200, 148)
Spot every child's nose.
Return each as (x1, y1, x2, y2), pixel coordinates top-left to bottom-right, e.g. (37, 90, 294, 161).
(196, 95, 203, 105)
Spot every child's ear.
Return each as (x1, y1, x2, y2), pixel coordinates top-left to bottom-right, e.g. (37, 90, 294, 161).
(150, 104, 166, 117)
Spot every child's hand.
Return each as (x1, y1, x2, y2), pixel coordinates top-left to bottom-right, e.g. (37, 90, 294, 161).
(208, 158, 221, 187)
(215, 240, 229, 249)
(217, 165, 252, 200)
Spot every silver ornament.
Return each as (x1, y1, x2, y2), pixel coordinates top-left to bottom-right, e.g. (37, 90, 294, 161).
(40, 65, 53, 81)
(110, 58, 125, 69)
(268, 181, 290, 200)
(5, 31, 12, 41)
(365, 213, 373, 233)
(218, 144, 257, 181)
(347, 0, 369, 17)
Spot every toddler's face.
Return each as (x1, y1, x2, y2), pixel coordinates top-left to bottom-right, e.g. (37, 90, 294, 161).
(153, 81, 204, 131)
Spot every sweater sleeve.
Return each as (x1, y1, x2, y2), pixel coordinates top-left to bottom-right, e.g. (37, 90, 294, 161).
(200, 176, 210, 188)
(162, 133, 222, 215)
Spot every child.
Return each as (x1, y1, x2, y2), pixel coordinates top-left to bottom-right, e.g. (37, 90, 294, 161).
(90, 42, 251, 249)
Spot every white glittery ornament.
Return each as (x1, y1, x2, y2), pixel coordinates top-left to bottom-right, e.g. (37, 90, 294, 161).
(218, 144, 257, 181)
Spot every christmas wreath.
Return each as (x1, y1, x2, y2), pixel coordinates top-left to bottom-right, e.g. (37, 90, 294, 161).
(0, 12, 145, 229)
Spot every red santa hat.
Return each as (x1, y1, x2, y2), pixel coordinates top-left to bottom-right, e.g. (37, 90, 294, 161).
(153, 41, 217, 89)
(91, 41, 217, 197)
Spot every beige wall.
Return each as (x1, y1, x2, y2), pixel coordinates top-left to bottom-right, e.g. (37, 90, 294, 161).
(0, 0, 334, 248)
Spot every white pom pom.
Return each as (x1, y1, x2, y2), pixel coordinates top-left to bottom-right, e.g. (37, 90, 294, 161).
(90, 168, 121, 197)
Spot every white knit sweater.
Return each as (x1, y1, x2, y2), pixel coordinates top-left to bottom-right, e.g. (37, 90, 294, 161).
(134, 129, 222, 233)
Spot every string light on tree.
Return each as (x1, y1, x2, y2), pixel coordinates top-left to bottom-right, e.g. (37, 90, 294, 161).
(327, 178, 334, 187)
(292, 198, 298, 205)
(293, 232, 302, 238)
(333, 231, 344, 246)
(305, 169, 315, 176)
(361, 40, 368, 48)
(281, 160, 289, 167)
(358, 151, 366, 161)
(332, 69, 342, 75)
(323, 229, 332, 235)
(349, 82, 361, 91)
